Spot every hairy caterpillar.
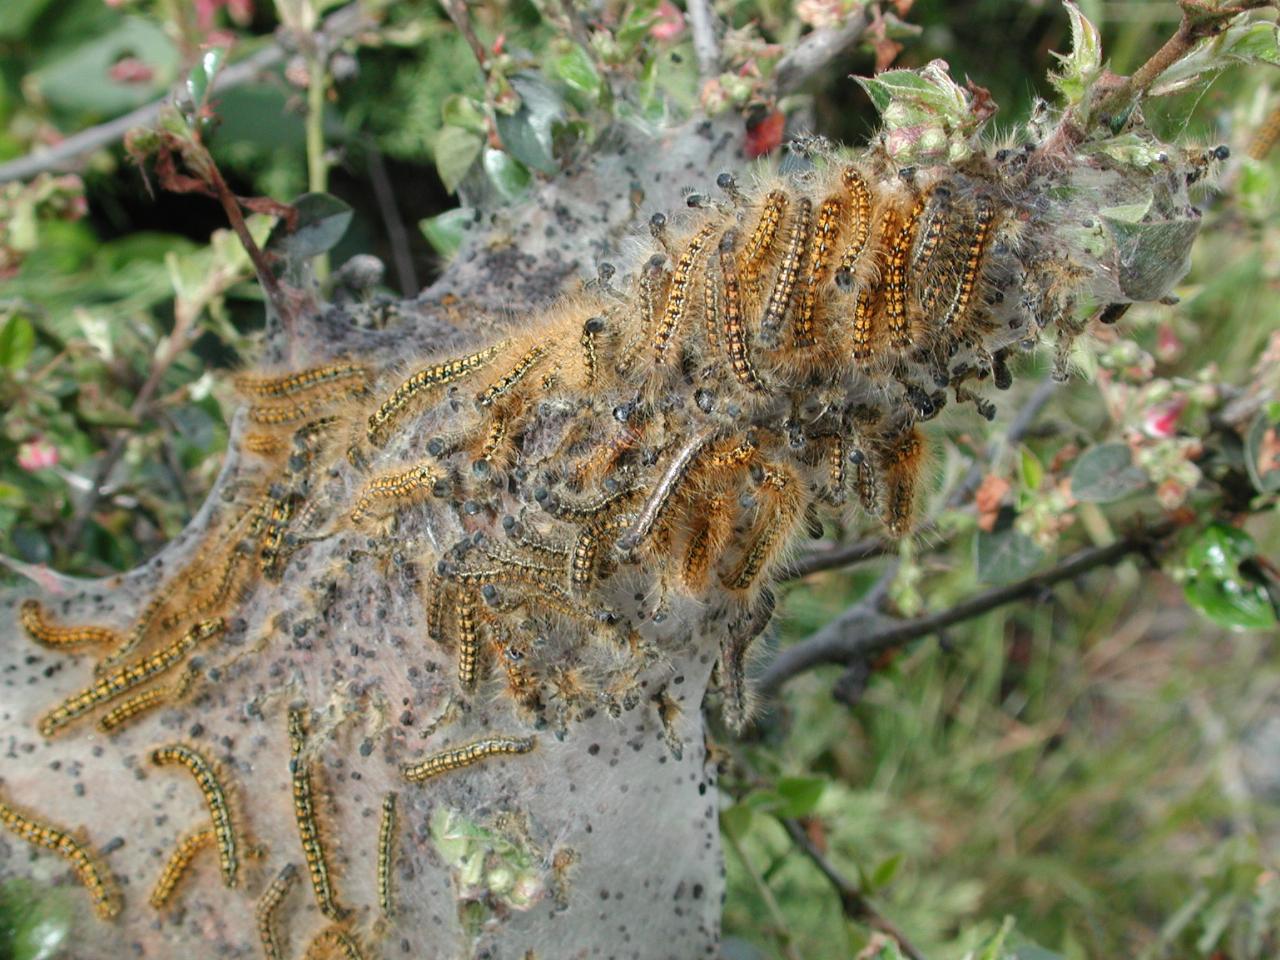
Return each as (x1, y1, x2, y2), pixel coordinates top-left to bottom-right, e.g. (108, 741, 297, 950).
(149, 827, 215, 910)
(288, 707, 344, 920)
(400, 735, 537, 783)
(19, 600, 122, 651)
(377, 792, 397, 918)
(150, 744, 240, 888)
(0, 789, 121, 920)
(256, 862, 299, 960)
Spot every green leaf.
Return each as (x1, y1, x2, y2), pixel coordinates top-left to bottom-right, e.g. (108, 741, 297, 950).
(1070, 443, 1149, 503)
(267, 193, 352, 260)
(1245, 410, 1280, 495)
(869, 852, 904, 892)
(482, 149, 532, 204)
(434, 125, 484, 193)
(552, 45, 603, 103)
(856, 64, 968, 123)
(1101, 215, 1200, 302)
(1150, 20, 1280, 97)
(494, 73, 565, 175)
(0, 315, 36, 371)
(974, 916, 1016, 960)
(30, 16, 179, 115)
(440, 94, 488, 135)
(187, 46, 226, 115)
(1049, 1, 1102, 105)
(0, 0, 58, 41)
(617, 0, 661, 51)
(1020, 447, 1044, 492)
(719, 803, 754, 841)
(0, 878, 73, 960)
(773, 776, 827, 818)
(1182, 524, 1277, 631)
(419, 207, 475, 259)
(976, 527, 1045, 585)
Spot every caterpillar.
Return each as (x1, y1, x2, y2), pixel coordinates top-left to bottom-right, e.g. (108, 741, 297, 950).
(302, 926, 366, 960)
(149, 827, 215, 910)
(98, 661, 200, 733)
(256, 862, 299, 960)
(288, 707, 343, 919)
(400, 735, 536, 784)
(39, 618, 224, 737)
(377, 792, 397, 918)
(150, 743, 240, 888)
(19, 600, 122, 651)
(0, 788, 121, 920)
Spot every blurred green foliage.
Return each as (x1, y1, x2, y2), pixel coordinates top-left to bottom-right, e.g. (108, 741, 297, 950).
(1, 0, 1278, 958)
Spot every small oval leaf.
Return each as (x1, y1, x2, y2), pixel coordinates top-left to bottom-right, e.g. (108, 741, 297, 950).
(1070, 443, 1149, 503)
(419, 207, 475, 259)
(976, 527, 1045, 585)
(267, 192, 352, 260)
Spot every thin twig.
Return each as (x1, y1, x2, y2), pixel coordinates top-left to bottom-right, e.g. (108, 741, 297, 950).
(0, 3, 372, 185)
(781, 818, 928, 960)
(760, 519, 1181, 695)
(685, 0, 721, 81)
(442, 0, 491, 74)
(774, 10, 872, 95)
(723, 829, 803, 960)
(1090, 0, 1274, 129)
(364, 144, 419, 296)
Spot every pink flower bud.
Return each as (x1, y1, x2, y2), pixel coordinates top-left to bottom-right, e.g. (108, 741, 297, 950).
(650, 1, 685, 41)
(1142, 396, 1186, 439)
(18, 440, 59, 472)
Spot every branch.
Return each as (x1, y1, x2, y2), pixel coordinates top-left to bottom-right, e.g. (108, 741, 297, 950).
(364, 144, 419, 296)
(685, 0, 722, 81)
(1091, 0, 1275, 129)
(781, 818, 928, 960)
(760, 519, 1182, 696)
(0, 3, 372, 185)
(774, 10, 872, 96)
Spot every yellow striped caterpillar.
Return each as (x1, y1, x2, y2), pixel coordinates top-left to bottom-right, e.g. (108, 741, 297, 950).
(0, 789, 121, 920)
(150, 743, 240, 888)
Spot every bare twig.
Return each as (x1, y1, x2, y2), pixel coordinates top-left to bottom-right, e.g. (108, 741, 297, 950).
(442, 0, 491, 75)
(0, 3, 372, 185)
(685, 0, 721, 81)
(781, 818, 928, 960)
(365, 145, 419, 296)
(774, 10, 872, 95)
(760, 519, 1182, 695)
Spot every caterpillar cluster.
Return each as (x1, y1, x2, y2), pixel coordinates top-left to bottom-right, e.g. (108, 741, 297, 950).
(11, 137, 1213, 933)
